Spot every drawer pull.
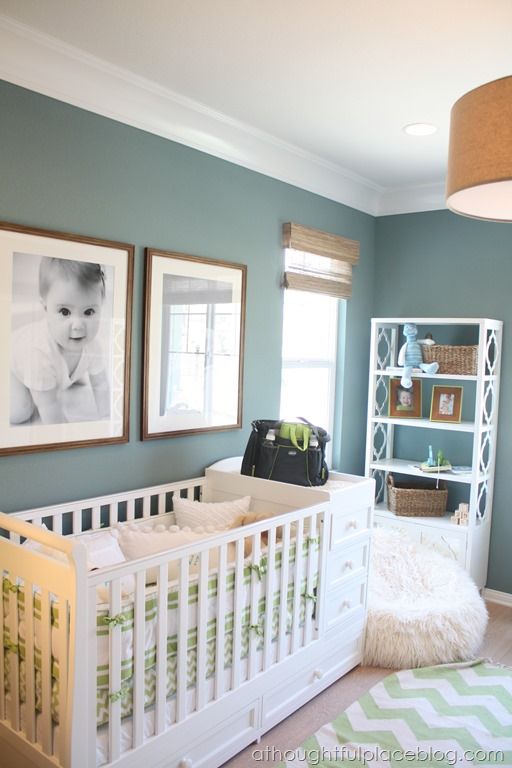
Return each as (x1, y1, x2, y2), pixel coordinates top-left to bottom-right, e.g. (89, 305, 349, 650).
(341, 599, 351, 610)
(313, 669, 324, 680)
(347, 519, 358, 530)
(344, 559, 354, 570)
(178, 760, 193, 768)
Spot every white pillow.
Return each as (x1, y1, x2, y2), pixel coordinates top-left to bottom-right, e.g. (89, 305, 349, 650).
(173, 495, 251, 530)
(78, 530, 126, 569)
(75, 530, 136, 600)
(114, 526, 235, 584)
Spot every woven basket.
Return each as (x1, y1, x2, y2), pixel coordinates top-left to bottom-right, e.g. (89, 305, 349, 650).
(422, 344, 477, 375)
(387, 474, 448, 517)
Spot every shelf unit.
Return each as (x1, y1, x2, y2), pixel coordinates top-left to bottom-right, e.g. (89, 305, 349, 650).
(365, 318, 502, 589)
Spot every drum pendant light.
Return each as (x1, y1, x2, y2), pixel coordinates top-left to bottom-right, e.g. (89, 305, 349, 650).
(446, 75, 512, 222)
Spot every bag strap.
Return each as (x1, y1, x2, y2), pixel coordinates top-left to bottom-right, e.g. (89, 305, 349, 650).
(296, 416, 330, 444)
(288, 423, 310, 452)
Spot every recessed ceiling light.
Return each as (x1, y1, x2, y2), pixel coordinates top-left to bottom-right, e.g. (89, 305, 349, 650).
(403, 122, 438, 136)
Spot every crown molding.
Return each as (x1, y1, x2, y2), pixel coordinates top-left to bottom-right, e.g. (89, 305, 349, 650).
(0, 14, 446, 218)
(377, 181, 447, 216)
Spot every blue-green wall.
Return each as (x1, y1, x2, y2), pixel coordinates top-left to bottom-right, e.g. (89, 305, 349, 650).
(0, 81, 375, 511)
(375, 211, 512, 593)
(1, 81, 510, 593)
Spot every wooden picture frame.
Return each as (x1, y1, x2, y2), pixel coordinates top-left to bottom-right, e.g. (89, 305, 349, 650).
(143, 248, 246, 439)
(389, 378, 422, 418)
(430, 385, 463, 423)
(0, 221, 133, 455)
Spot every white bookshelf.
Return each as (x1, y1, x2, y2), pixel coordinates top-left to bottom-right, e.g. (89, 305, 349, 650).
(365, 318, 502, 589)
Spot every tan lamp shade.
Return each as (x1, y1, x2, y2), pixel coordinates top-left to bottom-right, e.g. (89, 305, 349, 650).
(446, 75, 512, 222)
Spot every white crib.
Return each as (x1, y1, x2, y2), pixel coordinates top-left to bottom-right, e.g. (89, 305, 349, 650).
(0, 461, 374, 768)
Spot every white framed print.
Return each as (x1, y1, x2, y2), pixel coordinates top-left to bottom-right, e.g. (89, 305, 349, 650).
(0, 221, 133, 455)
(143, 248, 246, 439)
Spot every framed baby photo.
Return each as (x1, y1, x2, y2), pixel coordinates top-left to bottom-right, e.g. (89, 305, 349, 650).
(388, 378, 422, 418)
(143, 248, 246, 439)
(430, 385, 463, 423)
(0, 221, 134, 455)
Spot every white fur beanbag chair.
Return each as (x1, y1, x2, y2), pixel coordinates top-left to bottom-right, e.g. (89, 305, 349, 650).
(363, 528, 488, 668)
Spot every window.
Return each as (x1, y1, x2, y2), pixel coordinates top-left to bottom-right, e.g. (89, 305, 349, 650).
(279, 222, 359, 460)
(279, 289, 339, 448)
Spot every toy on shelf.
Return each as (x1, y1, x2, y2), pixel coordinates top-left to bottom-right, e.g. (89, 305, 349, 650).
(420, 446, 452, 473)
(451, 503, 469, 525)
(398, 323, 439, 388)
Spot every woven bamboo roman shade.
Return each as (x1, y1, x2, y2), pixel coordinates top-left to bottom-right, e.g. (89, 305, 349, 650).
(282, 222, 359, 299)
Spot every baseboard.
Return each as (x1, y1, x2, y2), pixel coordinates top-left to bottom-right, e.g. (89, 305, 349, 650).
(483, 588, 512, 607)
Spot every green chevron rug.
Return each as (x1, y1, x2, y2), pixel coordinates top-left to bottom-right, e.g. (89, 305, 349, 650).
(276, 660, 512, 766)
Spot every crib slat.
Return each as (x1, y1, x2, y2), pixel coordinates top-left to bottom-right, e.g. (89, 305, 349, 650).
(248, 534, 262, 680)
(87, 585, 98, 768)
(263, 527, 277, 670)
(291, 518, 304, 654)
(303, 514, 317, 646)
(195, 550, 209, 712)
(126, 498, 135, 521)
(52, 516, 62, 535)
(7, 578, 21, 732)
(92, 505, 101, 530)
(143, 496, 151, 519)
(214, 544, 228, 699)
(155, 563, 168, 734)
(0, 575, 4, 722)
(72, 509, 81, 534)
(39, 588, 52, 756)
(23, 580, 36, 743)
(108, 578, 122, 763)
(187, 487, 194, 500)
(231, 538, 245, 691)
(56, 594, 70, 762)
(158, 493, 166, 516)
(132, 570, 146, 749)
(278, 523, 291, 661)
(176, 557, 189, 722)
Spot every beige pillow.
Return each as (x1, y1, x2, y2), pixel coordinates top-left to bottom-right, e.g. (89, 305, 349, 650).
(173, 496, 251, 530)
(114, 525, 235, 584)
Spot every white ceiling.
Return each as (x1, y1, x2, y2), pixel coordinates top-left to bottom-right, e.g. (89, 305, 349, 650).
(0, 0, 511, 215)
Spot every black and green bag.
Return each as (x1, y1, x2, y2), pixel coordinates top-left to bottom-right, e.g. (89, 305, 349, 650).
(241, 418, 330, 486)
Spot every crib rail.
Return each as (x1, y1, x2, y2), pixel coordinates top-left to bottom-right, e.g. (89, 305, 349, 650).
(2, 477, 206, 537)
(84, 501, 329, 767)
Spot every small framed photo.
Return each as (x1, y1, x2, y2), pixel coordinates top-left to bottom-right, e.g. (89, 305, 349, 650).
(389, 378, 422, 418)
(430, 385, 463, 423)
(143, 248, 246, 439)
(0, 221, 134, 455)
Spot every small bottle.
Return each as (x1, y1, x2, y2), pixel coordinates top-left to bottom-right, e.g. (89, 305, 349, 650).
(265, 428, 276, 442)
(310, 435, 319, 448)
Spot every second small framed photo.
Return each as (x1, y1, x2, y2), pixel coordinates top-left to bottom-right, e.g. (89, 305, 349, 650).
(389, 378, 422, 418)
(430, 385, 463, 423)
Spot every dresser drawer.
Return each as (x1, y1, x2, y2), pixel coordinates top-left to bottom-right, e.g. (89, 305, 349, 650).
(330, 505, 371, 549)
(326, 537, 369, 589)
(262, 632, 361, 730)
(324, 577, 367, 631)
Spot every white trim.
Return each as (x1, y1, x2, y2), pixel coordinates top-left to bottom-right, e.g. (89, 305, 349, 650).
(377, 181, 447, 216)
(483, 588, 512, 607)
(0, 15, 452, 218)
(0, 15, 384, 216)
